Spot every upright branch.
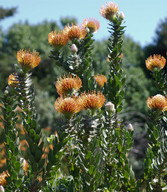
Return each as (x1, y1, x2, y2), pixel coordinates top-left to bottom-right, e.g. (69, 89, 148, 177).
(14, 50, 46, 191)
(142, 57, 167, 191)
(100, 2, 126, 114)
(0, 85, 23, 191)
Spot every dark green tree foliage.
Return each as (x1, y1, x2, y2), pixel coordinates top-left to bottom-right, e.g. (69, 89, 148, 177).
(0, 7, 17, 20)
(144, 17, 167, 58)
(60, 17, 78, 28)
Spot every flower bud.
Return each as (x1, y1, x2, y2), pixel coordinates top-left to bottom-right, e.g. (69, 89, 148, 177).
(105, 102, 115, 112)
(71, 44, 78, 54)
(0, 185, 5, 192)
(127, 123, 134, 131)
(119, 12, 125, 20)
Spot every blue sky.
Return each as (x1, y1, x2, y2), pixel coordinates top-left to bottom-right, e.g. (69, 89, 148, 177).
(1, 0, 167, 47)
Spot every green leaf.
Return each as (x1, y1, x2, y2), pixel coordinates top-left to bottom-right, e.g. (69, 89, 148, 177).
(15, 179, 22, 188)
(89, 165, 95, 175)
(86, 151, 92, 159)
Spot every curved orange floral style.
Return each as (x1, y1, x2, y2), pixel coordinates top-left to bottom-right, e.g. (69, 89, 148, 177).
(63, 24, 87, 40)
(145, 54, 166, 71)
(82, 18, 100, 33)
(100, 2, 119, 20)
(56, 74, 82, 96)
(17, 49, 41, 69)
(147, 94, 167, 111)
(94, 74, 107, 87)
(48, 30, 69, 47)
(55, 97, 82, 115)
(8, 73, 20, 87)
(0, 171, 9, 187)
(79, 91, 105, 110)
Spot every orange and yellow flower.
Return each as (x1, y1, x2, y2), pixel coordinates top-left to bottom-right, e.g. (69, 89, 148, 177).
(145, 54, 166, 71)
(48, 30, 69, 47)
(94, 74, 107, 87)
(147, 94, 167, 111)
(82, 18, 100, 33)
(63, 24, 87, 40)
(55, 97, 82, 115)
(56, 74, 82, 96)
(8, 73, 20, 87)
(79, 91, 105, 110)
(23, 159, 29, 172)
(17, 49, 41, 69)
(0, 171, 9, 187)
(100, 2, 119, 21)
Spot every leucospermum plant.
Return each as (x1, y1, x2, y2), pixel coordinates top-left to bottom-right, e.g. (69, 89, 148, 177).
(0, 1, 166, 192)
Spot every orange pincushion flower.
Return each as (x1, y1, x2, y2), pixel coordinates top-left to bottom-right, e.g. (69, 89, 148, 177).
(23, 159, 29, 172)
(94, 75, 107, 87)
(48, 30, 69, 47)
(55, 97, 82, 115)
(63, 24, 87, 40)
(17, 49, 41, 69)
(0, 171, 9, 187)
(82, 18, 100, 33)
(100, 2, 119, 21)
(56, 74, 82, 96)
(145, 54, 166, 71)
(147, 94, 167, 111)
(8, 73, 20, 87)
(80, 91, 105, 110)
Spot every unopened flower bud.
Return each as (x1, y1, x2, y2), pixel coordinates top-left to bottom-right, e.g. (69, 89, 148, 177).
(119, 12, 125, 20)
(127, 123, 134, 131)
(71, 44, 78, 54)
(105, 102, 115, 112)
(0, 185, 5, 192)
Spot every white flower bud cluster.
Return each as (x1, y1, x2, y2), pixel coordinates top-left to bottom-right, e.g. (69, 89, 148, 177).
(0, 186, 5, 192)
(105, 102, 115, 112)
(71, 44, 78, 54)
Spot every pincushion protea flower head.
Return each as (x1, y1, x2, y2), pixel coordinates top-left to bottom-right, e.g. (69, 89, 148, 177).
(147, 94, 167, 111)
(100, 2, 119, 21)
(94, 74, 107, 87)
(8, 73, 20, 87)
(56, 74, 82, 96)
(145, 54, 166, 71)
(82, 18, 100, 33)
(48, 30, 69, 48)
(17, 49, 41, 69)
(55, 97, 82, 116)
(0, 171, 9, 187)
(63, 24, 87, 40)
(79, 91, 105, 110)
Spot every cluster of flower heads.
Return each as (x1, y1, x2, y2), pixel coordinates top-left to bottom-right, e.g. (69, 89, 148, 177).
(146, 54, 167, 111)
(48, 18, 100, 48)
(8, 49, 41, 87)
(54, 74, 105, 116)
(100, 2, 124, 22)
